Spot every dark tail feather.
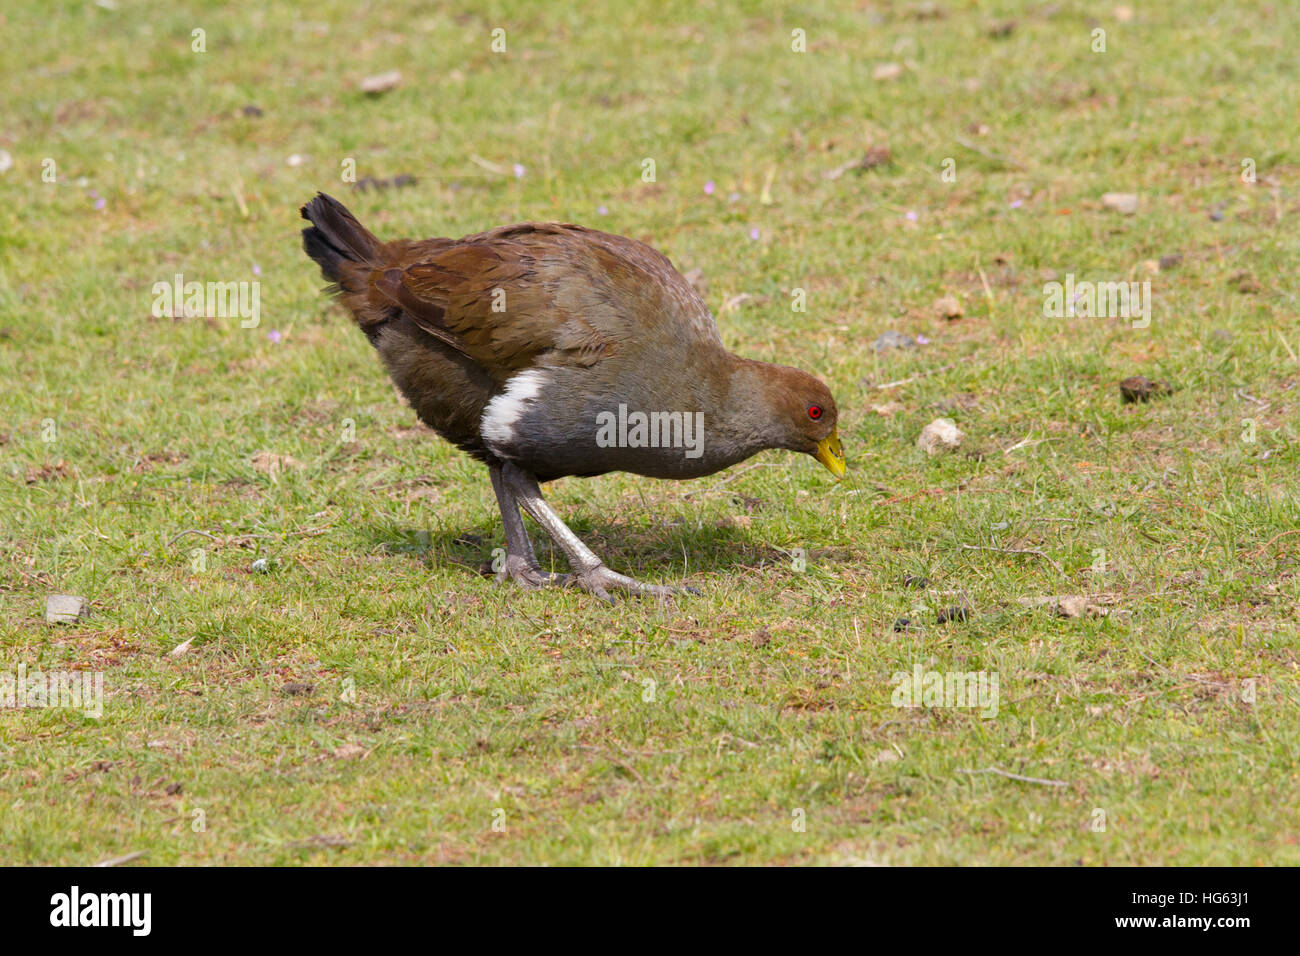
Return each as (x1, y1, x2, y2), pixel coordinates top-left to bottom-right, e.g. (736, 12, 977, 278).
(300, 192, 381, 283)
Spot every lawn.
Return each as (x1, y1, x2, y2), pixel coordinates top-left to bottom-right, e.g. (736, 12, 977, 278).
(1, 0, 1298, 865)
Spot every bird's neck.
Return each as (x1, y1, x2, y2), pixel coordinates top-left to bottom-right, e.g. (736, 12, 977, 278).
(702, 354, 794, 466)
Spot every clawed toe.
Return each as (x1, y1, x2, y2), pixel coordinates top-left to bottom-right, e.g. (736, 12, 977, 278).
(496, 557, 570, 590)
(569, 564, 695, 603)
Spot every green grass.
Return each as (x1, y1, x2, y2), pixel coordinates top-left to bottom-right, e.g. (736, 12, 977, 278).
(2, 0, 1298, 865)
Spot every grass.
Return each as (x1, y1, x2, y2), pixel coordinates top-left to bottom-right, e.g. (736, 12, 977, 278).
(2, 0, 1298, 865)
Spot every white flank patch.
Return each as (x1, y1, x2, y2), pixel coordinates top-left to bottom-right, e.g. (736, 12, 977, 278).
(481, 368, 550, 451)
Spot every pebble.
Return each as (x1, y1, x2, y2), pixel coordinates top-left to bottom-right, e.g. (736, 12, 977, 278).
(933, 296, 964, 320)
(874, 330, 916, 351)
(1119, 376, 1172, 403)
(45, 594, 87, 624)
(1101, 192, 1139, 215)
(359, 70, 402, 95)
(917, 417, 964, 454)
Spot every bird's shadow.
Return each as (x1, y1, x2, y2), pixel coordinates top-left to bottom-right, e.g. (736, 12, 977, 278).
(360, 512, 796, 581)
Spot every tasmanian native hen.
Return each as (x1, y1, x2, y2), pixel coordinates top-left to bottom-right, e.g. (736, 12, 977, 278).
(300, 192, 844, 600)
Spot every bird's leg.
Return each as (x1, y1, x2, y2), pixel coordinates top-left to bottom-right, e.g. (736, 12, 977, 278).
(488, 463, 568, 589)
(501, 462, 687, 602)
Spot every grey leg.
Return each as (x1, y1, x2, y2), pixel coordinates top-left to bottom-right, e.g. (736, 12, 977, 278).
(489, 463, 568, 588)
(501, 461, 689, 602)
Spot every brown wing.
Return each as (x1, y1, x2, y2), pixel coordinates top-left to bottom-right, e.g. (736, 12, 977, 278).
(362, 230, 615, 383)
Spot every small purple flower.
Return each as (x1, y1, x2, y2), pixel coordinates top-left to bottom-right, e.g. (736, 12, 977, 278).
(905, 210, 919, 221)
(748, 227, 760, 241)
(93, 197, 106, 210)
(88, 189, 100, 200)
(597, 205, 609, 216)
(267, 330, 282, 343)
(728, 192, 740, 203)
(512, 163, 525, 178)
(704, 180, 716, 195)
(252, 263, 262, 276)
(1010, 199, 1024, 209)
(916, 334, 930, 345)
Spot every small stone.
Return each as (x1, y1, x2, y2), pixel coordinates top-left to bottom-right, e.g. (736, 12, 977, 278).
(250, 558, 270, 573)
(1055, 595, 1088, 618)
(936, 606, 969, 624)
(240, 105, 264, 117)
(1101, 192, 1139, 215)
(933, 295, 964, 320)
(892, 617, 912, 633)
(874, 748, 902, 764)
(45, 594, 87, 624)
(281, 682, 315, 697)
(359, 70, 402, 95)
(917, 417, 964, 455)
(872, 401, 904, 416)
(751, 628, 772, 648)
(1228, 271, 1261, 294)
(873, 62, 904, 81)
(170, 637, 195, 657)
(0, 150, 13, 175)
(1018, 595, 1109, 619)
(874, 330, 916, 351)
(354, 174, 419, 193)
(861, 145, 893, 169)
(903, 575, 930, 589)
(285, 154, 306, 167)
(1158, 253, 1182, 270)
(250, 451, 300, 475)
(1119, 376, 1172, 403)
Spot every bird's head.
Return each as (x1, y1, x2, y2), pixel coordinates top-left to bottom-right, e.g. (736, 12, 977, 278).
(762, 365, 845, 479)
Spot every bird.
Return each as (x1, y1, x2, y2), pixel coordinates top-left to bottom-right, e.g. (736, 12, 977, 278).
(300, 192, 844, 600)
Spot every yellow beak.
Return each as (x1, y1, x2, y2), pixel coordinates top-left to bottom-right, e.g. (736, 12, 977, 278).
(814, 427, 846, 480)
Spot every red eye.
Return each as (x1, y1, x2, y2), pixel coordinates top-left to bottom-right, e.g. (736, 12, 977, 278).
(808, 405, 823, 420)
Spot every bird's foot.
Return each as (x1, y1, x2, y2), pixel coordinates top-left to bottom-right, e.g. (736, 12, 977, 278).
(495, 554, 570, 590)
(568, 563, 698, 603)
